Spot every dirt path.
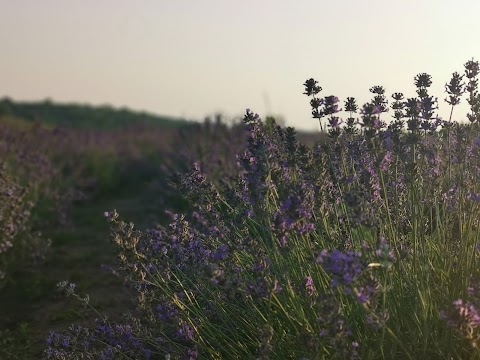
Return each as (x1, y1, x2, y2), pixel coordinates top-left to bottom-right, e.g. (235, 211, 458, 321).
(0, 188, 162, 359)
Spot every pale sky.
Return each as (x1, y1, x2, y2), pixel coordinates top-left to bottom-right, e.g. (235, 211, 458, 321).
(1, 0, 479, 131)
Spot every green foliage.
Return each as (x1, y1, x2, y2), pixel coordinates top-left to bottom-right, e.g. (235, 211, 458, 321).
(0, 98, 192, 129)
(0, 324, 32, 360)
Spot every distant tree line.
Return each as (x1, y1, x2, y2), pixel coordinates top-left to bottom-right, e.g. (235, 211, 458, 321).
(0, 97, 192, 129)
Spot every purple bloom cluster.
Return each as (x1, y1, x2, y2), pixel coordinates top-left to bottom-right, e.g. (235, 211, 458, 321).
(317, 249, 364, 288)
(316, 247, 382, 309)
(44, 321, 154, 360)
(272, 187, 316, 246)
(442, 280, 480, 349)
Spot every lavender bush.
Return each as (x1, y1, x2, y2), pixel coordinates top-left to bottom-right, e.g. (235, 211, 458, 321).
(0, 119, 63, 285)
(45, 58, 480, 359)
(0, 164, 34, 283)
(166, 114, 247, 180)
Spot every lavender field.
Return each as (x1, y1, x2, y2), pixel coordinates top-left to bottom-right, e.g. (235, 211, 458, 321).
(3, 58, 480, 359)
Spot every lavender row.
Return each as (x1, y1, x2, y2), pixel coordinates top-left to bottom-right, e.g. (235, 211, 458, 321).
(45, 58, 480, 359)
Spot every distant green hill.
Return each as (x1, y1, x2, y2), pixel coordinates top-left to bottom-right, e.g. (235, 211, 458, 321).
(0, 98, 193, 129)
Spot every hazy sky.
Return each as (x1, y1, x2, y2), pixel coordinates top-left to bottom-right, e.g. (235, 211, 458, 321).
(1, 0, 479, 130)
